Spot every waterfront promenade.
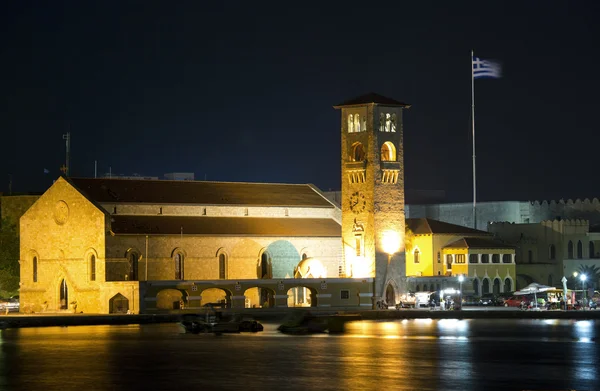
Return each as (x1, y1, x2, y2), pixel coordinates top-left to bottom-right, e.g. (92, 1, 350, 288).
(2, 307, 600, 329)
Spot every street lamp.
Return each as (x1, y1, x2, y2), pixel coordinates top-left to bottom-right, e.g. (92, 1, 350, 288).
(458, 275, 465, 309)
(580, 274, 587, 310)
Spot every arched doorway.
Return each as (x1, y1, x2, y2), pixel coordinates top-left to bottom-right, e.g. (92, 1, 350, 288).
(59, 279, 68, 310)
(473, 279, 480, 295)
(385, 284, 395, 305)
(482, 279, 490, 294)
(493, 278, 501, 295)
(109, 293, 129, 313)
(504, 278, 512, 293)
(286, 286, 318, 307)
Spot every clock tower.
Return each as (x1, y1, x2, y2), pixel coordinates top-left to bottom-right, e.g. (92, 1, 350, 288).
(334, 93, 410, 307)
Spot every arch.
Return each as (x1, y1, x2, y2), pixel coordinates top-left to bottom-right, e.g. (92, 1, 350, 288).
(348, 114, 354, 133)
(472, 278, 480, 295)
(354, 114, 361, 132)
(125, 248, 141, 281)
(243, 285, 276, 309)
(504, 278, 512, 293)
(109, 293, 129, 314)
(414, 248, 420, 264)
(589, 242, 595, 259)
(429, 284, 435, 292)
(577, 240, 583, 259)
(568, 241, 574, 259)
(84, 248, 99, 282)
(446, 254, 452, 271)
(493, 278, 501, 295)
(492, 254, 500, 264)
(173, 250, 185, 280)
(380, 141, 396, 162)
(198, 287, 232, 308)
(286, 285, 318, 307)
(549, 244, 556, 260)
(295, 258, 327, 279)
(385, 113, 391, 132)
(216, 248, 228, 280)
(481, 254, 489, 264)
(59, 279, 69, 310)
(391, 113, 397, 132)
(350, 142, 365, 162)
(156, 288, 186, 310)
(385, 283, 396, 306)
(415, 284, 420, 292)
(482, 278, 490, 294)
(257, 249, 272, 279)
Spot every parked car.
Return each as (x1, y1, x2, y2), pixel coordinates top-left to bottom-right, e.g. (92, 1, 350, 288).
(480, 294, 497, 306)
(462, 295, 481, 306)
(504, 296, 529, 308)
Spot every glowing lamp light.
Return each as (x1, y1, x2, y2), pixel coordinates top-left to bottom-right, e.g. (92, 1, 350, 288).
(381, 230, 401, 255)
(458, 275, 465, 283)
(580, 274, 587, 282)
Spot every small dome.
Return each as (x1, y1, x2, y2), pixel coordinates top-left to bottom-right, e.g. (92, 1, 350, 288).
(295, 258, 327, 278)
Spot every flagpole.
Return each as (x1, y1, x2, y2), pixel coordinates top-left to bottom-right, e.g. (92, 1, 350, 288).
(471, 50, 477, 230)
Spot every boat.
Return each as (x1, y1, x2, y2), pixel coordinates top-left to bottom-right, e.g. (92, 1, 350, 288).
(277, 310, 329, 335)
(179, 312, 263, 334)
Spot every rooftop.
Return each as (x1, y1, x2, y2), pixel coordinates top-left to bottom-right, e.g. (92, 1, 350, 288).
(406, 218, 491, 236)
(333, 93, 411, 108)
(444, 237, 515, 249)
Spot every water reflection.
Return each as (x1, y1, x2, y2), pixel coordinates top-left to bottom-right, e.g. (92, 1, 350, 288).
(0, 319, 597, 391)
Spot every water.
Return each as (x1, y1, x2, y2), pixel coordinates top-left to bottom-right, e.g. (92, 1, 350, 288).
(0, 319, 598, 391)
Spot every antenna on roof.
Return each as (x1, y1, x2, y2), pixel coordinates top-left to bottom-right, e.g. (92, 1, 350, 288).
(94, 160, 97, 178)
(180, 226, 183, 240)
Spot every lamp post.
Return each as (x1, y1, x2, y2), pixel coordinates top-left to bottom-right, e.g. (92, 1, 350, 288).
(580, 274, 587, 310)
(458, 275, 465, 310)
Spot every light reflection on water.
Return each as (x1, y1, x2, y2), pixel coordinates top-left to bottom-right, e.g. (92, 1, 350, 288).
(0, 319, 598, 391)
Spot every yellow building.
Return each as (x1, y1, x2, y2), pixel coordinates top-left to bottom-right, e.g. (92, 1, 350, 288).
(405, 218, 516, 295)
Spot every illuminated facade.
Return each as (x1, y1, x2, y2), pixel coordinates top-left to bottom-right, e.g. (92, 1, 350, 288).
(406, 218, 516, 295)
(19, 177, 370, 314)
(334, 93, 410, 306)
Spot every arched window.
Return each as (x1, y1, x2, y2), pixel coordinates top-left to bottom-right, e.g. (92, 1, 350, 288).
(385, 113, 391, 132)
(90, 254, 96, 281)
(481, 254, 489, 264)
(415, 285, 420, 292)
(504, 278, 512, 293)
(260, 252, 272, 279)
(414, 249, 420, 264)
(380, 141, 396, 162)
(33, 256, 38, 283)
(391, 113, 397, 132)
(482, 279, 490, 294)
(128, 252, 139, 281)
(492, 254, 500, 264)
(549, 244, 556, 260)
(429, 284, 434, 292)
(473, 279, 479, 295)
(493, 278, 501, 295)
(568, 241, 574, 259)
(577, 240, 583, 259)
(219, 253, 227, 280)
(301, 253, 308, 260)
(348, 114, 354, 133)
(379, 113, 385, 131)
(351, 142, 365, 162)
(174, 253, 184, 280)
(354, 114, 361, 132)
(589, 242, 595, 259)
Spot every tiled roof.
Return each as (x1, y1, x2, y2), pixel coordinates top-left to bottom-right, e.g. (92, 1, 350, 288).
(68, 178, 333, 207)
(444, 237, 515, 249)
(110, 215, 341, 237)
(405, 218, 491, 236)
(334, 93, 411, 108)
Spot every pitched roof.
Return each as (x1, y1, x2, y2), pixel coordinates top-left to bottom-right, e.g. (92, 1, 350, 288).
(444, 237, 515, 249)
(405, 218, 491, 236)
(110, 215, 341, 237)
(334, 93, 411, 108)
(68, 178, 333, 207)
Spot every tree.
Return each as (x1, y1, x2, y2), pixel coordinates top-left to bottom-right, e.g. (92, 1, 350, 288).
(404, 226, 414, 252)
(0, 218, 20, 296)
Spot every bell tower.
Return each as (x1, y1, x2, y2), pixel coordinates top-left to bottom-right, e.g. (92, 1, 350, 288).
(334, 93, 410, 307)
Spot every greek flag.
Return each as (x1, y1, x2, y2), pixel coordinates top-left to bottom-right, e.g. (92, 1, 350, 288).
(472, 56, 501, 79)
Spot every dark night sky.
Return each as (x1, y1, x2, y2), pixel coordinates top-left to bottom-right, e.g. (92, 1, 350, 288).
(2, 2, 599, 202)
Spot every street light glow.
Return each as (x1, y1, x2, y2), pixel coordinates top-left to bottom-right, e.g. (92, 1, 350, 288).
(458, 275, 465, 283)
(580, 274, 587, 282)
